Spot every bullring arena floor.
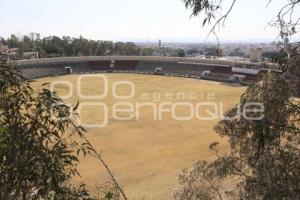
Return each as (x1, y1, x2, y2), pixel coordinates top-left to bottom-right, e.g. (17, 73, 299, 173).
(31, 73, 246, 199)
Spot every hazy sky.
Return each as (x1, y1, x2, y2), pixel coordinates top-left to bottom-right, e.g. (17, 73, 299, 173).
(0, 0, 291, 42)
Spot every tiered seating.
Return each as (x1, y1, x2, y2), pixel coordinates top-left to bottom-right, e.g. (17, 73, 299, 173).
(136, 61, 214, 77)
(18, 67, 38, 79)
(88, 61, 111, 71)
(19, 60, 113, 79)
(136, 61, 159, 73)
(19, 65, 66, 79)
(114, 60, 139, 71)
(243, 74, 259, 84)
(207, 72, 232, 81)
(68, 62, 91, 73)
(207, 66, 232, 81)
(176, 64, 214, 78)
(160, 62, 182, 75)
(210, 66, 232, 74)
(17, 58, 260, 85)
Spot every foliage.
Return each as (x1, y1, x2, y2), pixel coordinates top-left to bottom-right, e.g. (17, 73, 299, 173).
(269, 0, 300, 38)
(175, 62, 300, 200)
(0, 34, 152, 58)
(183, 0, 237, 39)
(183, 0, 300, 40)
(157, 47, 186, 57)
(0, 60, 94, 199)
(261, 51, 278, 62)
(0, 60, 123, 199)
(229, 48, 245, 58)
(174, 160, 225, 200)
(95, 181, 121, 200)
(175, 0, 300, 199)
(277, 42, 300, 97)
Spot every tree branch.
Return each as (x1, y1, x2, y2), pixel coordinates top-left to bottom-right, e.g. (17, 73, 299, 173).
(206, 0, 237, 40)
(81, 133, 128, 200)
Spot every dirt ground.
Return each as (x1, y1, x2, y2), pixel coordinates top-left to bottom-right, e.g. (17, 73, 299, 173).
(31, 74, 246, 200)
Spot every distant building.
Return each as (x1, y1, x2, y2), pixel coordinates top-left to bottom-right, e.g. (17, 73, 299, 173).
(158, 40, 162, 48)
(0, 43, 8, 51)
(23, 52, 39, 59)
(249, 48, 262, 63)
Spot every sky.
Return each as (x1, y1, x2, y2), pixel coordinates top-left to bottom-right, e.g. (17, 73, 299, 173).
(0, 0, 292, 43)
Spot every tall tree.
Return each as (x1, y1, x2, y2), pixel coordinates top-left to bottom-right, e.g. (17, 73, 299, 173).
(174, 1, 300, 199)
(0, 59, 126, 200)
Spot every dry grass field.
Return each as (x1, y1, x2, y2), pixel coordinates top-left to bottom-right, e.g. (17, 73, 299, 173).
(31, 74, 246, 200)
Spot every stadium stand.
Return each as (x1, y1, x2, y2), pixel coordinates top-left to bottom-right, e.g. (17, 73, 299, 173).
(136, 61, 215, 78)
(206, 66, 233, 82)
(136, 61, 159, 73)
(88, 61, 111, 71)
(114, 60, 139, 71)
(18, 64, 66, 79)
(15, 56, 277, 84)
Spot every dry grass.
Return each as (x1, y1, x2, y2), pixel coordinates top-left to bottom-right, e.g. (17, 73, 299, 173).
(31, 74, 246, 200)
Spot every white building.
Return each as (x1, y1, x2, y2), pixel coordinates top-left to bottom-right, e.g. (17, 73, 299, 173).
(249, 48, 262, 63)
(23, 52, 39, 59)
(0, 43, 8, 51)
